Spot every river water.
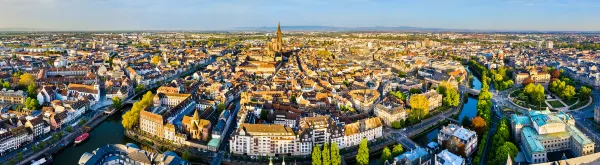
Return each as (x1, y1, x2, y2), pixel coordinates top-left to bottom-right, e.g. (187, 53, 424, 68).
(412, 66, 482, 147)
(51, 105, 140, 164)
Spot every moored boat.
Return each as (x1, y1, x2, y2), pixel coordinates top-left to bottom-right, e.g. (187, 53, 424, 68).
(74, 133, 89, 144)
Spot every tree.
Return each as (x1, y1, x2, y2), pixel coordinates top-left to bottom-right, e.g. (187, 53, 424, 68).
(444, 88, 460, 107)
(112, 97, 123, 109)
(580, 86, 592, 100)
(357, 138, 369, 165)
(322, 143, 331, 165)
(182, 150, 190, 160)
(563, 85, 576, 100)
(66, 126, 73, 132)
(409, 88, 422, 94)
(122, 91, 153, 129)
(380, 147, 392, 164)
(391, 121, 401, 129)
(312, 145, 322, 165)
(27, 83, 37, 98)
(471, 116, 487, 136)
(398, 71, 406, 78)
(18, 73, 36, 87)
(461, 116, 472, 128)
(135, 84, 145, 94)
(2, 82, 9, 89)
(551, 69, 561, 78)
(331, 142, 341, 165)
(392, 144, 404, 156)
(25, 97, 40, 110)
(151, 56, 161, 65)
(216, 103, 226, 114)
(409, 94, 429, 119)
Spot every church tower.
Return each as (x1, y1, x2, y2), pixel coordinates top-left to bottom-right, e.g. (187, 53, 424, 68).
(276, 22, 283, 52)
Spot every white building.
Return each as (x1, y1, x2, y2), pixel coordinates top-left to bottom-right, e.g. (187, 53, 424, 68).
(436, 149, 465, 165)
(343, 117, 383, 147)
(437, 124, 478, 157)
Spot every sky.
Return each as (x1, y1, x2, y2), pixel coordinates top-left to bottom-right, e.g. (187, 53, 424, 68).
(1, 0, 599, 31)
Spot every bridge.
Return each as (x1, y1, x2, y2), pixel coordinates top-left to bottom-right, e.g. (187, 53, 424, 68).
(123, 99, 139, 105)
(444, 116, 459, 123)
(459, 85, 480, 95)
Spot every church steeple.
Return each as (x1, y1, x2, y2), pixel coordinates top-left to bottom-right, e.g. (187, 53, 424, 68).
(276, 22, 283, 52)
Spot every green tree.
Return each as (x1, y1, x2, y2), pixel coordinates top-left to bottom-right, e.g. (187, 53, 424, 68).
(322, 143, 331, 165)
(580, 86, 592, 100)
(391, 121, 401, 129)
(461, 116, 472, 127)
(331, 142, 341, 165)
(562, 85, 576, 100)
(357, 138, 369, 165)
(392, 144, 404, 156)
(182, 150, 190, 160)
(312, 145, 322, 165)
(112, 97, 123, 109)
(66, 126, 73, 132)
(135, 84, 145, 94)
(217, 103, 226, 114)
(25, 97, 40, 110)
(380, 147, 392, 164)
(2, 82, 9, 89)
(444, 87, 460, 107)
(27, 83, 37, 98)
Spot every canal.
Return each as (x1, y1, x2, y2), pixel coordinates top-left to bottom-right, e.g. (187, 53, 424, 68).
(51, 105, 142, 164)
(412, 66, 482, 147)
(52, 57, 216, 164)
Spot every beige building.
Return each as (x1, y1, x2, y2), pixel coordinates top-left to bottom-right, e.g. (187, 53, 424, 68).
(229, 124, 297, 156)
(348, 89, 381, 112)
(0, 89, 26, 104)
(374, 104, 408, 126)
(514, 68, 551, 85)
(413, 90, 442, 111)
(344, 117, 383, 147)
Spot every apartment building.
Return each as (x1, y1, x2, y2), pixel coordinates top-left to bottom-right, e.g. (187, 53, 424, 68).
(0, 89, 26, 104)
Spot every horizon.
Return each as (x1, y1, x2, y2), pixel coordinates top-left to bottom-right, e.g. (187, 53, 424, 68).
(1, 0, 600, 31)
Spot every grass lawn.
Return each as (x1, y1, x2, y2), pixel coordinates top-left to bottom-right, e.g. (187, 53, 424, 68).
(510, 89, 523, 97)
(564, 98, 578, 106)
(570, 98, 591, 110)
(547, 100, 566, 108)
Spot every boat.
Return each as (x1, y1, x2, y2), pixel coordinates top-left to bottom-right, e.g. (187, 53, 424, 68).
(30, 156, 53, 165)
(74, 133, 89, 144)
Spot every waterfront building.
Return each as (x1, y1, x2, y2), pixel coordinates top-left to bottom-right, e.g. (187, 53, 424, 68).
(343, 117, 383, 147)
(435, 149, 464, 165)
(393, 147, 433, 165)
(297, 116, 344, 147)
(410, 90, 442, 111)
(229, 123, 296, 156)
(437, 124, 478, 157)
(78, 143, 188, 165)
(511, 109, 595, 164)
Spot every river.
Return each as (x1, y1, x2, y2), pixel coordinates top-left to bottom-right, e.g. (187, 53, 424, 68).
(51, 105, 142, 164)
(412, 66, 482, 147)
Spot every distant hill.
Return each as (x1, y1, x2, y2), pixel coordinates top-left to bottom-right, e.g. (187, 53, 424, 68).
(234, 26, 600, 33)
(235, 26, 476, 32)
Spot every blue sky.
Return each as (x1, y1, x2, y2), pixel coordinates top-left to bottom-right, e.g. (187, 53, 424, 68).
(1, 0, 599, 31)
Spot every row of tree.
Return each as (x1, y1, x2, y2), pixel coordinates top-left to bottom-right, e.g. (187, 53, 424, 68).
(490, 66, 514, 91)
(472, 64, 492, 164)
(312, 142, 342, 165)
(436, 81, 460, 107)
(122, 91, 154, 129)
(487, 119, 518, 165)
